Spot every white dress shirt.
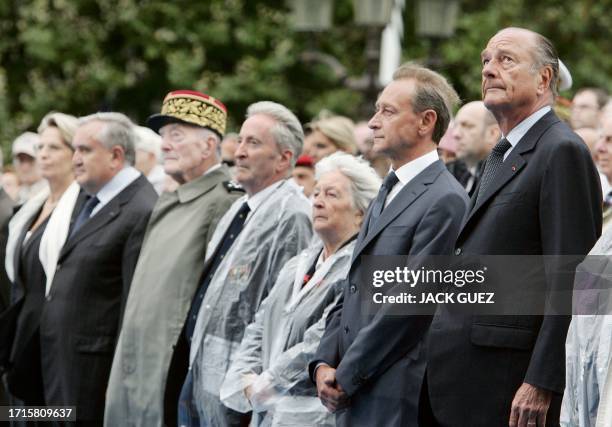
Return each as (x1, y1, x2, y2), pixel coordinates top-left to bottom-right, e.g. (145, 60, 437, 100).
(91, 166, 141, 217)
(503, 106, 551, 161)
(244, 179, 287, 221)
(385, 149, 439, 207)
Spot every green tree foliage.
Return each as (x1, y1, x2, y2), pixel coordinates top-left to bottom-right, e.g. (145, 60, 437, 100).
(432, 0, 612, 102)
(0, 0, 610, 158)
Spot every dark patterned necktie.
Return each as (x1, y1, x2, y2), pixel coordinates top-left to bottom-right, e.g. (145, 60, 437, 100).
(70, 195, 100, 237)
(475, 138, 512, 204)
(367, 171, 399, 232)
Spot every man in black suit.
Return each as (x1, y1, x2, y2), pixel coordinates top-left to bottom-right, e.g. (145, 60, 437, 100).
(452, 101, 500, 196)
(310, 64, 469, 426)
(38, 112, 157, 424)
(424, 28, 602, 427)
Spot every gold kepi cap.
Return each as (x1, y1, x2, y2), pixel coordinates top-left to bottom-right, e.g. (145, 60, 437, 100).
(146, 90, 227, 137)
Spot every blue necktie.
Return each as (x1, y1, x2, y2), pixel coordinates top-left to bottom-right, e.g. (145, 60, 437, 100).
(70, 196, 100, 237)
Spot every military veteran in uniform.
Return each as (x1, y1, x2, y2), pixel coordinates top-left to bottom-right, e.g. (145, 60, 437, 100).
(178, 101, 313, 427)
(104, 90, 242, 427)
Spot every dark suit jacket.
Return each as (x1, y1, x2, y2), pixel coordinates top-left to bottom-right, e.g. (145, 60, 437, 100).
(0, 188, 15, 407)
(426, 111, 602, 426)
(310, 160, 469, 426)
(38, 175, 157, 422)
(5, 207, 54, 405)
(446, 159, 485, 197)
(446, 159, 471, 188)
(0, 188, 15, 311)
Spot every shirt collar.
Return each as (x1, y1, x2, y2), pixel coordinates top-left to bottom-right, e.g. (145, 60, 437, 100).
(95, 166, 141, 205)
(393, 149, 439, 185)
(245, 179, 286, 213)
(504, 106, 551, 149)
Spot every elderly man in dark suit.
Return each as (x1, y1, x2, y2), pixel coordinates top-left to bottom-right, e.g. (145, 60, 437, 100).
(310, 63, 469, 426)
(38, 112, 157, 424)
(424, 28, 602, 427)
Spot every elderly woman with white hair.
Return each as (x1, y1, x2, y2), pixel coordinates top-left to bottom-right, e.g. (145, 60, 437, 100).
(2, 112, 80, 405)
(220, 152, 381, 426)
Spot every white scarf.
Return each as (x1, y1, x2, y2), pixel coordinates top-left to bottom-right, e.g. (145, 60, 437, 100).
(5, 188, 49, 283)
(39, 181, 80, 296)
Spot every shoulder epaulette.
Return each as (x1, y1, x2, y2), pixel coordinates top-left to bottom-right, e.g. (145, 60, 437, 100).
(223, 180, 245, 193)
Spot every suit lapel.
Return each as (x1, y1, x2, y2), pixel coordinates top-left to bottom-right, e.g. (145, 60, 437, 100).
(59, 197, 121, 258)
(59, 176, 146, 259)
(13, 216, 35, 291)
(351, 160, 444, 263)
(352, 207, 371, 259)
(467, 152, 526, 218)
(462, 110, 560, 227)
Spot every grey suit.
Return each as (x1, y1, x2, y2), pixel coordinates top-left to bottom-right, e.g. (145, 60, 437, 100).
(311, 159, 469, 426)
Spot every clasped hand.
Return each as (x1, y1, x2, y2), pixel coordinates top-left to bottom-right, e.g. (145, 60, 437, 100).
(315, 365, 350, 413)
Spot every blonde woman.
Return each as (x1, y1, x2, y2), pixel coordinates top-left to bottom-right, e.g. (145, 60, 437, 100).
(3, 112, 80, 404)
(303, 116, 357, 164)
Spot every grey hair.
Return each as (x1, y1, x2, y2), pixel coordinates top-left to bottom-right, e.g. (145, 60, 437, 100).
(246, 101, 304, 168)
(531, 32, 560, 98)
(38, 112, 79, 148)
(78, 112, 136, 165)
(197, 126, 222, 157)
(133, 125, 162, 160)
(315, 152, 381, 214)
(392, 63, 460, 144)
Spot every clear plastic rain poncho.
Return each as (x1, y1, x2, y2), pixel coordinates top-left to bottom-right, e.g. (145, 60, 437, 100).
(219, 237, 355, 426)
(188, 180, 312, 426)
(561, 232, 612, 427)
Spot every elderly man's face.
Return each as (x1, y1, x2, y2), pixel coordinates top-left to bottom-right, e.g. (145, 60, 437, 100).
(235, 114, 288, 196)
(72, 121, 119, 194)
(480, 29, 541, 114)
(160, 123, 211, 183)
(596, 115, 612, 180)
